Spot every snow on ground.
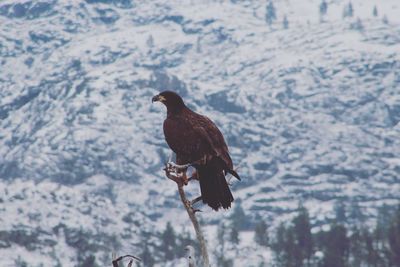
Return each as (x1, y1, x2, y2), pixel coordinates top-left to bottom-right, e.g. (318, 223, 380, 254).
(1, 0, 400, 265)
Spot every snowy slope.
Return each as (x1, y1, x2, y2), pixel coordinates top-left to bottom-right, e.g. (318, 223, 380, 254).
(1, 0, 400, 266)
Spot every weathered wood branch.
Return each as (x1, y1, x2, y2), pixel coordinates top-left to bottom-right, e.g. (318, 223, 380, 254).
(112, 254, 141, 267)
(164, 164, 210, 267)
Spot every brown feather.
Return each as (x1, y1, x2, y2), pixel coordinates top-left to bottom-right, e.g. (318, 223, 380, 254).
(154, 91, 241, 210)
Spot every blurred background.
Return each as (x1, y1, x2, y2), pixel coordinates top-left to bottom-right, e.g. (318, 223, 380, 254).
(0, 0, 400, 266)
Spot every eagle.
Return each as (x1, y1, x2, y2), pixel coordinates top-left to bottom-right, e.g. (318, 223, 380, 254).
(152, 91, 240, 211)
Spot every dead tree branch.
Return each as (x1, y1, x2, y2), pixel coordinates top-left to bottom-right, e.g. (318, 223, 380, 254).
(112, 254, 141, 267)
(164, 163, 210, 267)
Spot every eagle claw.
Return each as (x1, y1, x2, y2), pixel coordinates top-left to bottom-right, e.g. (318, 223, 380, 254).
(185, 200, 202, 214)
(165, 161, 194, 186)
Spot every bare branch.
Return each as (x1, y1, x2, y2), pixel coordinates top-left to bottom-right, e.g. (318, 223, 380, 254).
(164, 162, 210, 267)
(112, 254, 141, 267)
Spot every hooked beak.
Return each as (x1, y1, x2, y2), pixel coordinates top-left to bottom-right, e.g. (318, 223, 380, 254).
(152, 94, 166, 103)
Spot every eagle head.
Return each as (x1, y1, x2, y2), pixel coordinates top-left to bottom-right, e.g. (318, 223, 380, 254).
(152, 91, 186, 113)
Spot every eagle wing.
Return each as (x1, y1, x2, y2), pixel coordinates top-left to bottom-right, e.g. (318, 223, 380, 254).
(163, 109, 233, 170)
(163, 114, 207, 164)
(194, 115, 234, 170)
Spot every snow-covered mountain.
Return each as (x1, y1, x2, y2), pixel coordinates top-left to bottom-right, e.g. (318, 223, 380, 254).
(1, 0, 400, 266)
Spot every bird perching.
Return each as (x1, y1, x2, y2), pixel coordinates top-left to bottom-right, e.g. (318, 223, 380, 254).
(152, 91, 240, 211)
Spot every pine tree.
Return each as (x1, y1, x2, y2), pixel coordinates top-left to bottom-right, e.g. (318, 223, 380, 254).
(15, 256, 28, 267)
(382, 15, 389, 24)
(376, 204, 392, 240)
(293, 205, 313, 265)
(217, 222, 226, 248)
(334, 200, 347, 223)
(319, 0, 328, 18)
(283, 15, 289, 29)
(160, 222, 177, 260)
(283, 227, 298, 267)
(81, 255, 97, 267)
(343, 2, 354, 18)
(215, 223, 233, 267)
(349, 200, 364, 224)
(350, 18, 364, 32)
(146, 35, 154, 48)
(374, 205, 393, 267)
(230, 201, 247, 230)
(271, 223, 287, 264)
(254, 220, 268, 247)
(196, 36, 202, 53)
(363, 228, 382, 267)
(141, 243, 155, 267)
(271, 221, 302, 267)
(373, 5, 378, 17)
(388, 206, 400, 266)
(265, 1, 277, 26)
(349, 226, 381, 266)
(230, 224, 240, 245)
(349, 227, 363, 267)
(321, 224, 349, 267)
(348, 2, 354, 17)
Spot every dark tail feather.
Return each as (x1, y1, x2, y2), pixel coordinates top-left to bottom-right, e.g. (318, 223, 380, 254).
(198, 158, 234, 211)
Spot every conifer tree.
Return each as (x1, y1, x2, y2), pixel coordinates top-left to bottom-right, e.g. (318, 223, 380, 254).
(382, 15, 389, 24)
(334, 200, 347, 223)
(283, 227, 298, 267)
(348, 2, 354, 17)
(230, 224, 240, 245)
(363, 228, 381, 266)
(349, 200, 364, 224)
(230, 201, 247, 230)
(283, 15, 289, 29)
(357, 18, 363, 31)
(160, 222, 177, 260)
(388, 206, 400, 266)
(320, 0, 328, 17)
(265, 1, 277, 26)
(343, 2, 354, 18)
(293, 206, 313, 265)
(141, 244, 155, 267)
(373, 5, 378, 17)
(349, 227, 363, 267)
(271, 223, 287, 264)
(215, 223, 233, 267)
(196, 36, 202, 53)
(254, 220, 269, 247)
(272, 220, 305, 266)
(321, 224, 349, 267)
(146, 35, 154, 48)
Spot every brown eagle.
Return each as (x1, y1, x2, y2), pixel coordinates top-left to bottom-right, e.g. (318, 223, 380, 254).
(152, 91, 240, 211)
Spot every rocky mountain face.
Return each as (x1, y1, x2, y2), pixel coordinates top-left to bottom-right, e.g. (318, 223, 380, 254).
(0, 0, 399, 266)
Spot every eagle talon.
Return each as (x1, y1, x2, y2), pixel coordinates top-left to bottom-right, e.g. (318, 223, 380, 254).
(184, 199, 202, 213)
(182, 172, 188, 185)
(168, 161, 192, 171)
(165, 161, 193, 186)
(188, 170, 199, 182)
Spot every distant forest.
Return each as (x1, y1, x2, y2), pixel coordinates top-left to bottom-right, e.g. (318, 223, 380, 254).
(267, 203, 400, 267)
(128, 202, 400, 267)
